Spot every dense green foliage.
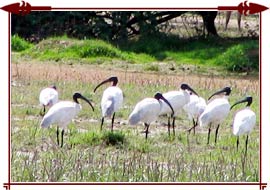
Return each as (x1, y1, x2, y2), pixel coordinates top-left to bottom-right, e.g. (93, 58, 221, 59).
(11, 34, 33, 52)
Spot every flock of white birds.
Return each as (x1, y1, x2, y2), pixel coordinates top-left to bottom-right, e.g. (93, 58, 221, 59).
(39, 76, 256, 156)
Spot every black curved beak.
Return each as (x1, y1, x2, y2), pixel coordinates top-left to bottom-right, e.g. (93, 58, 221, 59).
(74, 92, 95, 111)
(187, 86, 198, 96)
(230, 96, 252, 110)
(208, 87, 231, 100)
(93, 76, 118, 93)
(180, 84, 198, 96)
(80, 95, 95, 111)
(162, 97, 175, 116)
(155, 93, 175, 116)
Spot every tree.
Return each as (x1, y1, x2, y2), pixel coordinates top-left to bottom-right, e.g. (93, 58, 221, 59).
(12, 11, 218, 42)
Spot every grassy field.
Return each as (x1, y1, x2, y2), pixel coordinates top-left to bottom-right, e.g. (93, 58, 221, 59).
(11, 60, 259, 182)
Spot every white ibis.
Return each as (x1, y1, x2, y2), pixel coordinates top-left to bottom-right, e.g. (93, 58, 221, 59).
(129, 92, 174, 139)
(159, 84, 198, 136)
(230, 96, 256, 156)
(94, 76, 123, 131)
(198, 87, 231, 144)
(39, 85, 59, 115)
(184, 93, 206, 134)
(40, 92, 94, 147)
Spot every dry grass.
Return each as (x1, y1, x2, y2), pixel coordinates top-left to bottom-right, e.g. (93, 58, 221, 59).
(12, 62, 259, 96)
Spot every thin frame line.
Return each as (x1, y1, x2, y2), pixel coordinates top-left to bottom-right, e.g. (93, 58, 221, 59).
(7, 8, 263, 189)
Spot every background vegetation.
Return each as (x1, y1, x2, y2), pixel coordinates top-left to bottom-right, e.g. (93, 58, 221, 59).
(12, 34, 258, 73)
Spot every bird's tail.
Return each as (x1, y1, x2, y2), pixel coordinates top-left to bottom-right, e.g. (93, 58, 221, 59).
(128, 113, 141, 125)
(102, 100, 114, 117)
(40, 117, 51, 128)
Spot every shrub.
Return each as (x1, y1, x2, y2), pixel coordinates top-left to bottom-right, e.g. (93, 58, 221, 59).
(78, 41, 123, 58)
(11, 34, 33, 52)
(215, 42, 258, 72)
(102, 131, 125, 146)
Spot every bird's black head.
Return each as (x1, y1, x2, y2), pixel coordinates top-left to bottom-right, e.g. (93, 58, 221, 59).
(73, 92, 94, 111)
(208, 86, 231, 100)
(73, 92, 82, 103)
(109, 76, 118, 86)
(180, 83, 198, 96)
(154, 92, 163, 100)
(94, 76, 119, 93)
(223, 87, 232, 96)
(154, 92, 175, 116)
(230, 96, 253, 110)
(51, 85, 57, 90)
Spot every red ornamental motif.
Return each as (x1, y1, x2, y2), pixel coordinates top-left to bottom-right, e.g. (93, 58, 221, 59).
(1, 1, 31, 15)
(238, 1, 268, 15)
(218, 1, 268, 15)
(1, 1, 51, 15)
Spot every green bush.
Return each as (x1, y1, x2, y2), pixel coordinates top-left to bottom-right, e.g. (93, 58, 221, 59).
(215, 42, 259, 72)
(78, 40, 123, 58)
(11, 34, 33, 52)
(102, 131, 125, 146)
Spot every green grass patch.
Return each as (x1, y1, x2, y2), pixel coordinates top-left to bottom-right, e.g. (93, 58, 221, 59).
(214, 42, 259, 71)
(11, 34, 33, 52)
(14, 34, 258, 72)
(102, 131, 125, 146)
(69, 130, 103, 146)
(21, 36, 155, 64)
(144, 64, 160, 72)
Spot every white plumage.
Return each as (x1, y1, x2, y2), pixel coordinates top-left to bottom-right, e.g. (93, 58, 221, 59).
(183, 94, 206, 134)
(159, 84, 198, 136)
(129, 98, 161, 125)
(199, 98, 230, 127)
(233, 109, 256, 136)
(101, 86, 123, 118)
(231, 96, 256, 155)
(39, 85, 58, 115)
(94, 76, 123, 131)
(198, 87, 231, 144)
(129, 92, 174, 139)
(41, 101, 81, 129)
(159, 91, 189, 115)
(40, 92, 94, 147)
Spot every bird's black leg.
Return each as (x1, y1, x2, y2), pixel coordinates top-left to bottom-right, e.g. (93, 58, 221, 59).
(193, 119, 197, 135)
(207, 127, 211, 145)
(167, 117, 171, 136)
(56, 126, 60, 146)
(145, 123, 150, 140)
(61, 129, 64, 148)
(214, 124, 220, 144)
(236, 136, 239, 151)
(172, 117, 176, 136)
(43, 106, 46, 115)
(245, 135, 249, 157)
(111, 112, 115, 132)
(187, 119, 198, 135)
(100, 117, 104, 131)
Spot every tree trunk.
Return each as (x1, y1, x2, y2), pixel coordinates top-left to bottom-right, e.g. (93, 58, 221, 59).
(199, 11, 218, 36)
